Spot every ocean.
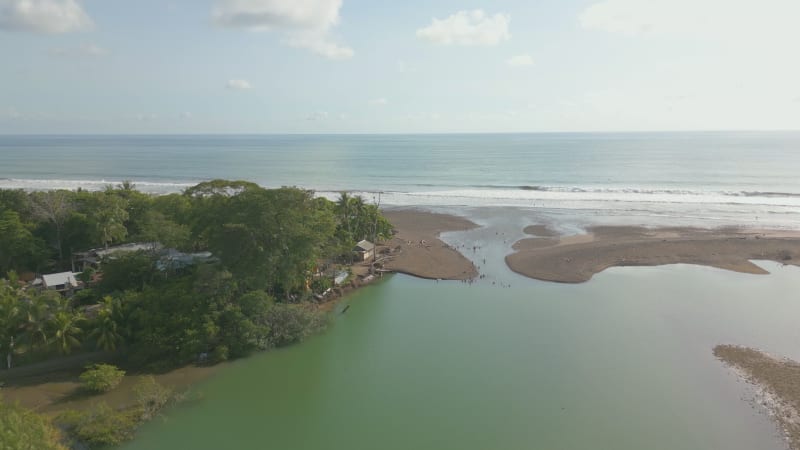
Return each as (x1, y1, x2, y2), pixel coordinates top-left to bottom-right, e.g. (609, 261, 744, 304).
(1, 132, 800, 228)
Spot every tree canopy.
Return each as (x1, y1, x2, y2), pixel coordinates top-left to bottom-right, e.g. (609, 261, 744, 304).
(0, 181, 392, 369)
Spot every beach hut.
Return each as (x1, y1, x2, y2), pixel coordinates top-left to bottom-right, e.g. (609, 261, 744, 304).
(353, 240, 375, 261)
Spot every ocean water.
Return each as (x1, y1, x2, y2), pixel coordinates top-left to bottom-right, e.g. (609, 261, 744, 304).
(1, 132, 799, 228)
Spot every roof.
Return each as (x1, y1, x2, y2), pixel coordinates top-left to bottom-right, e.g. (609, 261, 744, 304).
(42, 272, 80, 288)
(354, 240, 374, 252)
(93, 242, 160, 258)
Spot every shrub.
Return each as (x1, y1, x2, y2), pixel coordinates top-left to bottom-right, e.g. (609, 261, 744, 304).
(57, 404, 137, 448)
(211, 345, 229, 363)
(265, 302, 329, 348)
(133, 376, 172, 420)
(0, 398, 67, 450)
(310, 276, 332, 293)
(79, 364, 126, 393)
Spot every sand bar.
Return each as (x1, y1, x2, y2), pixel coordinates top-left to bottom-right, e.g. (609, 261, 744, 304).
(506, 225, 800, 283)
(381, 209, 479, 280)
(714, 345, 800, 450)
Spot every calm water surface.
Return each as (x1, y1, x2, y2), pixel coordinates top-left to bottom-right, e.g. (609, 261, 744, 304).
(121, 225, 800, 450)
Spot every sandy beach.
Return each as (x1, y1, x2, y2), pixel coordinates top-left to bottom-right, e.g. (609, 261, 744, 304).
(506, 225, 800, 283)
(714, 345, 800, 450)
(380, 209, 479, 280)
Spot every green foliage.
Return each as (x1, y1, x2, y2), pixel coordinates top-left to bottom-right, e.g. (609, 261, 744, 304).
(0, 397, 67, 450)
(57, 403, 137, 448)
(310, 276, 333, 293)
(0, 209, 45, 274)
(87, 190, 130, 248)
(210, 345, 229, 363)
(334, 192, 392, 260)
(30, 190, 73, 262)
(0, 180, 393, 369)
(80, 364, 126, 393)
(265, 303, 329, 348)
(88, 296, 124, 351)
(97, 252, 156, 294)
(133, 376, 172, 420)
(137, 210, 189, 250)
(50, 310, 83, 355)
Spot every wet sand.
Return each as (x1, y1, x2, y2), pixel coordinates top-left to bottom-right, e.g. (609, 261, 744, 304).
(506, 225, 800, 283)
(381, 209, 479, 280)
(714, 345, 800, 450)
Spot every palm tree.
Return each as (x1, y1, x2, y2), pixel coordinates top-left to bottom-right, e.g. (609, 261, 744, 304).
(336, 192, 352, 236)
(20, 293, 58, 352)
(0, 285, 22, 368)
(350, 196, 366, 240)
(89, 297, 123, 351)
(50, 311, 83, 355)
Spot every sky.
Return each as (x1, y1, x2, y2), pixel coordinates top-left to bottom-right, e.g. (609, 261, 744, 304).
(1, 0, 799, 134)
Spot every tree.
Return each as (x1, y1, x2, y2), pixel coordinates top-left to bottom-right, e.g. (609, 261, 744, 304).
(137, 210, 189, 250)
(97, 252, 156, 294)
(19, 291, 60, 354)
(80, 364, 125, 393)
(30, 190, 74, 261)
(336, 192, 352, 238)
(89, 296, 124, 351)
(49, 311, 83, 355)
(0, 209, 44, 274)
(0, 280, 23, 369)
(88, 192, 129, 249)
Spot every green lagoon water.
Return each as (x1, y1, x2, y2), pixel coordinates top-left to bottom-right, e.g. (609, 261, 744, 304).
(122, 242, 800, 449)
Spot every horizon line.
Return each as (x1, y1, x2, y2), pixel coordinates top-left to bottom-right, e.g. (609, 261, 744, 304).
(1, 129, 799, 137)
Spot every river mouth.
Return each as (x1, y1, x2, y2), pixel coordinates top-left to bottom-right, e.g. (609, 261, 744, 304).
(121, 218, 800, 450)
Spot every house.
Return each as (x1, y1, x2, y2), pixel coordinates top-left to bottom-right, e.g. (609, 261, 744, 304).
(41, 271, 83, 294)
(156, 249, 217, 271)
(353, 240, 375, 261)
(74, 242, 161, 270)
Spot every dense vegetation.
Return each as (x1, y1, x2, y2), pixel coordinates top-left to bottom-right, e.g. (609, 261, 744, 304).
(1, 181, 393, 448)
(0, 396, 67, 450)
(0, 181, 392, 370)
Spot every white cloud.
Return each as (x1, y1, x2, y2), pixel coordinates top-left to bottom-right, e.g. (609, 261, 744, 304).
(287, 34, 353, 60)
(0, 0, 92, 33)
(226, 79, 253, 90)
(506, 54, 534, 67)
(212, 0, 353, 59)
(416, 10, 510, 46)
(369, 98, 387, 106)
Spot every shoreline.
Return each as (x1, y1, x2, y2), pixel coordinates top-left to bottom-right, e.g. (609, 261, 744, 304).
(380, 209, 479, 281)
(714, 345, 800, 450)
(0, 208, 480, 415)
(506, 225, 800, 283)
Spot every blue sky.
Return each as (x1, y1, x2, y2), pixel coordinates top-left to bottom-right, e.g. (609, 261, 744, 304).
(1, 0, 799, 133)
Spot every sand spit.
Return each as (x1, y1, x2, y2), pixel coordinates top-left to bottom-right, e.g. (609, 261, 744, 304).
(506, 225, 800, 283)
(381, 209, 479, 281)
(714, 345, 800, 450)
